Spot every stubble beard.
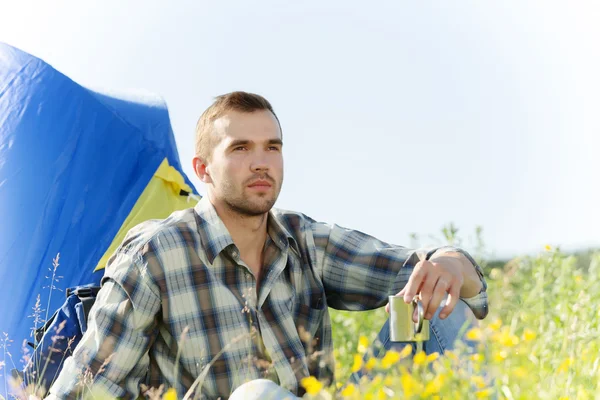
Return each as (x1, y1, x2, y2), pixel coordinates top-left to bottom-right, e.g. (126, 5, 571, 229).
(222, 177, 282, 217)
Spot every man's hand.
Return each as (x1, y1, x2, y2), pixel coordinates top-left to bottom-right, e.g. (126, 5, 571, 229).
(385, 251, 483, 320)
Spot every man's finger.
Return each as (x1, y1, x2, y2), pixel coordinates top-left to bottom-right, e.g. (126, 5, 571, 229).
(439, 283, 460, 319)
(415, 270, 438, 314)
(403, 261, 429, 303)
(426, 277, 450, 319)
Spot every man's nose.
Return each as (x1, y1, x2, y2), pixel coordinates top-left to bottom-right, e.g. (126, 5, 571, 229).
(250, 154, 269, 172)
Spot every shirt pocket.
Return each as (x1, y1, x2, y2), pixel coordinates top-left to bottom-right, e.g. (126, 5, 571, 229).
(294, 291, 325, 339)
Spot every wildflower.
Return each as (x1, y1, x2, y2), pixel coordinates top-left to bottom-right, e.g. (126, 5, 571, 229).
(471, 375, 486, 389)
(523, 328, 537, 342)
(381, 350, 401, 369)
(466, 327, 484, 341)
(545, 244, 552, 251)
(375, 388, 386, 400)
(301, 376, 323, 395)
(513, 366, 527, 378)
(400, 373, 422, 397)
(475, 388, 493, 398)
(365, 357, 377, 371)
(398, 344, 412, 359)
(492, 328, 519, 347)
(351, 354, 363, 373)
(341, 383, 356, 397)
(413, 351, 427, 366)
(492, 350, 508, 362)
(426, 352, 440, 363)
(163, 388, 177, 400)
(488, 319, 502, 331)
(557, 358, 573, 373)
(423, 374, 446, 395)
(444, 350, 459, 362)
(357, 336, 369, 354)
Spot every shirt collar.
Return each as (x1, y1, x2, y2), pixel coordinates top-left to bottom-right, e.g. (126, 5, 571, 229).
(193, 197, 300, 264)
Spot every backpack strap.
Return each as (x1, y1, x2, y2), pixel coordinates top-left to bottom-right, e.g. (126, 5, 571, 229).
(72, 286, 101, 322)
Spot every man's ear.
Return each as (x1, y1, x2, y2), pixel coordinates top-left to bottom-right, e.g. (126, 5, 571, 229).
(192, 156, 213, 184)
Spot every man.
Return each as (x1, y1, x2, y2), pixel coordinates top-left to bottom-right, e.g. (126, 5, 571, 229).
(48, 91, 488, 399)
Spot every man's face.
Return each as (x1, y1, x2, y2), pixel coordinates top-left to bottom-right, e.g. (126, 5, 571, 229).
(201, 110, 284, 216)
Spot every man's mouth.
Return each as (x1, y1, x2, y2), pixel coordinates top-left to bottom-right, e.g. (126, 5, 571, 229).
(248, 179, 272, 188)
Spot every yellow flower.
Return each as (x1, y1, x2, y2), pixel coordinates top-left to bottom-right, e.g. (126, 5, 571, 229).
(492, 328, 519, 347)
(365, 357, 377, 371)
(492, 350, 508, 362)
(383, 376, 394, 386)
(413, 351, 427, 366)
(381, 350, 401, 369)
(426, 352, 440, 363)
(351, 354, 363, 373)
(471, 376, 486, 389)
(340, 383, 356, 397)
(399, 344, 412, 359)
(423, 374, 446, 395)
(488, 319, 502, 331)
(545, 244, 552, 251)
(301, 376, 323, 395)
(466, 327, 484, 341)
(469, 353, 482, 362)
(557, 358, 574, 373)
(163, 388, 177, 400)
(400, 374, 422, 397)
(376, 388, 386, 400)
(444, 350, 458, 362)
(476, 388, 493, 398)
(523, 328, 537, 342)
(357, 336, 369, 354)
(513, 366, 527, 378)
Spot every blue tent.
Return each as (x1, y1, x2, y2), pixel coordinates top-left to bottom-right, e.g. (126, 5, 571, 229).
(0, 42, 198, 384)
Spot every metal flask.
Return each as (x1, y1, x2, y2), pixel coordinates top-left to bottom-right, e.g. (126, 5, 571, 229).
(388, 296, 430, 342)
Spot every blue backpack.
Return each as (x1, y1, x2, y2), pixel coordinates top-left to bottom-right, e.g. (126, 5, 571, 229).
(13, 285, 101, 393)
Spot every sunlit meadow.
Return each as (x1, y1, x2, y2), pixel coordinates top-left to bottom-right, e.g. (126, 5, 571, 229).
(2, 226, 598, 399)
(324, 243, 600, 399)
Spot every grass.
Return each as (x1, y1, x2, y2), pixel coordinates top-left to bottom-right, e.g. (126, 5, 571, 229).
(325, 246, 600, 399)
(2, 228, 599, 399)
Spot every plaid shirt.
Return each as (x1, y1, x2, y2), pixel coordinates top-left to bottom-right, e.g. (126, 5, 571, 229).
(49, 198, 488, 399)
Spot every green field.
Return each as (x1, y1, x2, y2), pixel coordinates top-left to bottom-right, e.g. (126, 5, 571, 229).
(324, 247, 600, 399)
(3, 236, 599, 400)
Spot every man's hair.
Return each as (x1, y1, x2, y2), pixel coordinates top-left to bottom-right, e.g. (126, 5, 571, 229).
(195, 91, 281, 161)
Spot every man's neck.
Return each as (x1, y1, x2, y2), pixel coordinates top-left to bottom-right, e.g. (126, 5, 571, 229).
(210, 199, 269, 273)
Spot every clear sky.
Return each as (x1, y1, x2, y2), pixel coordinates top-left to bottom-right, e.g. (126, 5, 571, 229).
(1, 0, 598, 259)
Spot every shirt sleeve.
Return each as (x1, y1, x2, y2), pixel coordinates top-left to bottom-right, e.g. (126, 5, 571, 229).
(47, 243, 162, 399)
(309, 221, 489, 320)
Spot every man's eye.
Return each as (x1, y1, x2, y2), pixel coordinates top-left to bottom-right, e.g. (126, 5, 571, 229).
(268, 146, 280, 151)
(234, 146, 247, 151)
